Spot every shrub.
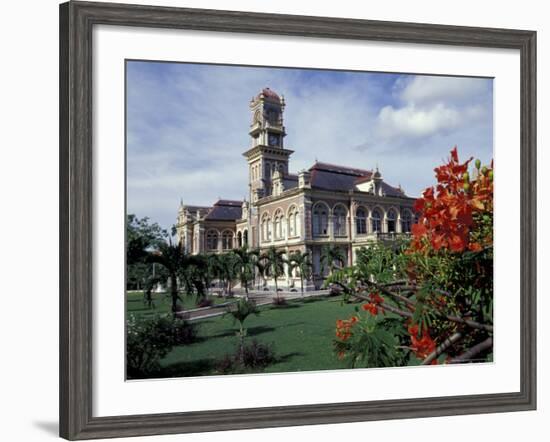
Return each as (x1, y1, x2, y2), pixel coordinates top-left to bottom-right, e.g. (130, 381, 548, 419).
(126, 314, 197, 378)
(196, 297, 214, 308)
(171, 318, 198, 345)
(272, 296, 287, 306)
(242, 340, 276, 368)
(216, 340, 276, 374)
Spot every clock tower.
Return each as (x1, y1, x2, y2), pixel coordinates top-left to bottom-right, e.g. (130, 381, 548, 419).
(243, 87, 294, 201)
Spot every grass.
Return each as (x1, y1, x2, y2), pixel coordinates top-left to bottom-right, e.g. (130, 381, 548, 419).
(130, 296, 361, 378)
(126, 290, 229, 318)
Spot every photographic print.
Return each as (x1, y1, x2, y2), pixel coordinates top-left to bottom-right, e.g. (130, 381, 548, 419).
(125, 60, 494, 380)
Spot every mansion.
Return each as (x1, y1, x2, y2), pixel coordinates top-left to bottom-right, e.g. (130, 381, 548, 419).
(176, 88, 416, 289)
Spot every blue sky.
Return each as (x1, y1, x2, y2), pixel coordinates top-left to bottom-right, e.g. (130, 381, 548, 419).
(126, 61, 493, 231)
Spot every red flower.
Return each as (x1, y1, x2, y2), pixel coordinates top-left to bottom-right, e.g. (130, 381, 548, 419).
(335, 316, 359, 341)
(408, 324, 436, 359)
(409, 148, 493, 254)
(370, 292, 384, 305)
(362, 303, 378, 315)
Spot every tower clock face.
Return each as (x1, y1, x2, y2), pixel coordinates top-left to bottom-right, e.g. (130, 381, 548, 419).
(268, 133, 280, 146)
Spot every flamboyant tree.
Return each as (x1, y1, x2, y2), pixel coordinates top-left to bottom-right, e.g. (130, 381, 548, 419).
(330, 147, 494, 367)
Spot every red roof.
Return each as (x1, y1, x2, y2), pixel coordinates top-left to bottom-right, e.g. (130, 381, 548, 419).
(257, 87, 280, 101)
(309, 161, 373, 177)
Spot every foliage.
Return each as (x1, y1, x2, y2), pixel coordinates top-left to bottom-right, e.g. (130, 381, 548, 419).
(320, 244, 346, 276)
(232, 246, 258, 298)
(148, 241, 189, 315)
(330, 148, 494, 366)
(288, 251, 313, 295)
(216, 340, 276, 374)
(272, 296, 288, 307)
(334, 312, 409, 368)
(196, 297, 214, 308)
(261, 247, 287, 298)
(126, 214, 169, 290)
(225, 297, 260, 363)
(126, 314, 197, 378)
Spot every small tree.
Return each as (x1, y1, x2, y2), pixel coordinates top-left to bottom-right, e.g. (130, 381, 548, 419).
(226, 298, 259, 364)
(320, 244, 346, 277)
(147, 240, 188, 315)
(232, 246, 258, 299)
(262, 247, 287, 299)
(288, 251, 313, 295)
(218, 253, 238, 296)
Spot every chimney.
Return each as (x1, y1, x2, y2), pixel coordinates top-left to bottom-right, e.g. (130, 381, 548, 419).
(298, 170, 311, 188)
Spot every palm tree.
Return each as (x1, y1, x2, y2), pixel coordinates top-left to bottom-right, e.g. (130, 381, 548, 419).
(142, 274, 164, 309)
(232, 246, 258, 299)
(288, 251, 313, 296)
(226, 297, 259, 364)
(218, 253, 238, 296)
(147, 240, 188, 315)
(254, 254, 268, 291)
(320, 244, 346, 277)
(262, 247, 287, 299)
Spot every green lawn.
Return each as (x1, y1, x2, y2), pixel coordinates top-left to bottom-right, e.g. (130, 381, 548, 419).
(127, 291, 229, 317)
(139, 296, 360, 378)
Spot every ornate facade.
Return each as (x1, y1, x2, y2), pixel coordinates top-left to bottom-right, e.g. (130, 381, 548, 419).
(176, 88, 416, 289)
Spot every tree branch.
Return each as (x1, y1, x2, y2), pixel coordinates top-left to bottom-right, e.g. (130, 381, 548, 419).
(449, 337, 493, 363)
(421, 332, 462, 365)
(364, 280, 416, 307)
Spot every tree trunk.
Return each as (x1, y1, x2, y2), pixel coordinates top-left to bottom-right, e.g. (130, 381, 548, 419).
(274, 270, 279, 300)
(239, 323, 245, 366)
(170, 273, 178, 315)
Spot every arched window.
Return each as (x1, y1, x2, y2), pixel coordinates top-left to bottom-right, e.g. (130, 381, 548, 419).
(274, 210, 284, 240)
(356, 207, 367, 234)
(261, 215, 271, 242)
(387, 209, 397, 233)
(264, 162, 271, 179)
(243, 229, 248, 246)
(278, 164, 284, 174)
(288, 206, 299, 237)
(333, 205, 347, 236)
(237, 231, 242, 248)
(222, 231, 233, 250)
(206, 230, 218, 251)
(312, 203, 329, 237)
(371, 209, 382, 233)
(401, 210, 412, 233)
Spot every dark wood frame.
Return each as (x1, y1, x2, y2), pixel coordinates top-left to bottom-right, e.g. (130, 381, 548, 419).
(59, 1, 537, 439)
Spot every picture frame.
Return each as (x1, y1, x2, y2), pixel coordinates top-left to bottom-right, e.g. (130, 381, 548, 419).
(59, 1, 537, 440)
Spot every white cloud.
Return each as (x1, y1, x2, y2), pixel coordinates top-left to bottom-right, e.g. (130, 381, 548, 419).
(377, 103, 461, 138)
(397, 75, 491, 105)
(126, 63, 493, 230)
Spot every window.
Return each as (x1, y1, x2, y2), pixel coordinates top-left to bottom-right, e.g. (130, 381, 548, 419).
(274, 210, 284, 240)
(237, 231, 242, 248)
(356, 207, 367, 234)
(243, 229, 248, 246)
(206, 230, 218, 251)
(288, 206, 299, 237)
(312, 204, 328, 236)
(371, 209, 382, 233)
(333, 205, 347, 236)
(387, 209, 397, 233)
(262, 215, 272, 242)
(222, 231, 233, 250)
(401, 210, 412, 233)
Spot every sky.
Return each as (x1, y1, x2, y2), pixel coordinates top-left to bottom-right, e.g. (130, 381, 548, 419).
(126, 61, 493, 231)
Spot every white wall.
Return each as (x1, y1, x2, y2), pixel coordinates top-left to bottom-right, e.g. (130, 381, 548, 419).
(0, 0, 547, 441)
